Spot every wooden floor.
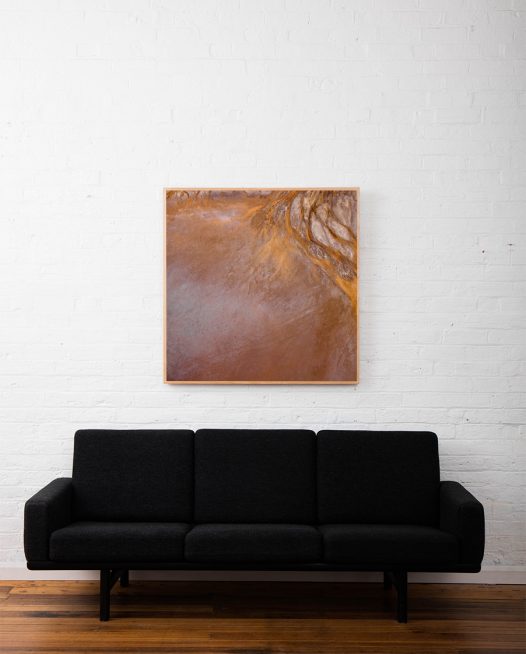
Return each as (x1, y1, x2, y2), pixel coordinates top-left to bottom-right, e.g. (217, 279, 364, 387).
(0, 580, 524, 653)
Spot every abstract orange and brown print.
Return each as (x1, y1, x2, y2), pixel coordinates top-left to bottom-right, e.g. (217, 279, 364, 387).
(165, 188, 359, 383)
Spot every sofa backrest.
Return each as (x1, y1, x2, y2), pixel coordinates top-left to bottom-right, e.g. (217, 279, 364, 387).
(194, 429, 317, 523)
(317, 430, 440, 526)
(73, 429, 194, 521)
(71, 429, 441, 526)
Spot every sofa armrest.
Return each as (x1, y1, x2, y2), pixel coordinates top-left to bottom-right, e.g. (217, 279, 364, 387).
(24, 478, 73, 562)
(440, 481, 485, 566)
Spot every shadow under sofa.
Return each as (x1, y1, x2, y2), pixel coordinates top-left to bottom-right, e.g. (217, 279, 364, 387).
(24, 428, 485, 621)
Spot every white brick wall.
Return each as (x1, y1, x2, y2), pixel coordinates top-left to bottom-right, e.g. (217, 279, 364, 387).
(0, 0, 525, 578)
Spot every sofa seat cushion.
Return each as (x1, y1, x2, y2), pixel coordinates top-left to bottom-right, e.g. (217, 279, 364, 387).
(50, 522, 190, 562)
(185, 524, 322, 563)
(321, 524, 458, 565)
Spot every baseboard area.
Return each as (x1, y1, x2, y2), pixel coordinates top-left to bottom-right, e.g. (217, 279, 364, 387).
(1, 566, 524, 584)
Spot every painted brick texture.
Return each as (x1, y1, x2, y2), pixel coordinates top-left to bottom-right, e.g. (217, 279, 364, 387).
(0, 0, 525, 574)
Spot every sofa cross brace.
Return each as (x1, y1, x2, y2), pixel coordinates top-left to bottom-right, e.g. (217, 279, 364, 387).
(100, 569, 129, 621)
(384, 570, 408, 623)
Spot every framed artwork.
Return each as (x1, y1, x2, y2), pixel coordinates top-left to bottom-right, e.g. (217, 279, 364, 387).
(164, 188, 359, 384)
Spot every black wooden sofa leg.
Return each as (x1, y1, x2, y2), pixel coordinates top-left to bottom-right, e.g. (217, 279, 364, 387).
(383, 571, 408, 622)
(100, 569, 110, 621)
(394, 570, 408, 623)
(120, 569, 129, 588)
(99, 569, 128, 621)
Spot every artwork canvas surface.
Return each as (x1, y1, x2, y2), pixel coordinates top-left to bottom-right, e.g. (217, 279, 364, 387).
(165, 188, 359, 383)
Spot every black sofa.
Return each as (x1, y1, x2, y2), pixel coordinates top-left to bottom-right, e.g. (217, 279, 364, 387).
(24, 429, 484, 622)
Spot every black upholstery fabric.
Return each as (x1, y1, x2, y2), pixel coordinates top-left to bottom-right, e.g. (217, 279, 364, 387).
(194, 429, 317, 523)
(317, 431, 440, 525)
(321, 524, 458, 565)
(185, 524, 322, 563)
(24, 478, 73, 561)
(440, 481, 485, 565)
(50, 522, 189, 562)
(24, 428, 485, 575)
(73, 430, 194, 521)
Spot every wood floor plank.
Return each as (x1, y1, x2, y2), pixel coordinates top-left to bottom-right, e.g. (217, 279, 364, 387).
(0, 581, 524, 653)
